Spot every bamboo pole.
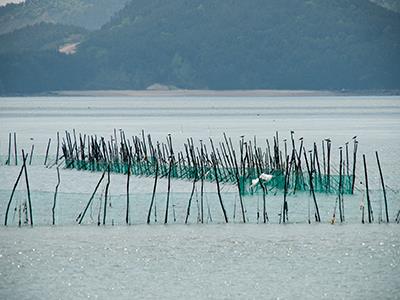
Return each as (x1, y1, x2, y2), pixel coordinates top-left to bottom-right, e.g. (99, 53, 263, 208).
(164, 155, 173, 224)
(4, 154, 26, 226)
(351, 139, 358, 194)
(185, 176, 197, 224)
(103, 165, 110, 225)
(303, 150, 321, 222)
(44, 138, 51, 166)
(282, 155, 290, 223)
(126, 156, 131, 225)
(362, 154, 373, 223)
(56, 132, 60, 164)
(14, 132, 17, 165)
(326, 139, 331, 192)
(200, 142, 205, 223)
(29, 144, 34, 165)
(212, 153, 228, 223)
(375, 151, 389, 223)
(322, 140, 326, 179)
(338, 147, 343, 223)
(6, 132, 11, 165)
(345, 142, 350, 186)
(52, 167, 61, 225)
(21, 150, 33, 226)
(77, 169, 106, 224)
(147, 160, 159, 224)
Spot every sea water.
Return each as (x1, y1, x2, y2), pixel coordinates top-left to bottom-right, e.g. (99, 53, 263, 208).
(0, 95, 399, 299)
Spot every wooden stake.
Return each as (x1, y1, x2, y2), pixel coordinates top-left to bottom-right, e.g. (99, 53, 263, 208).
(56, 132, 60, 164)
(44, 138, 51, 166)
(14, 132, 17, 165)
(363, 154, 373, 223)
(212, 154, 228, 223)
(375, 151, 389, 223)
(21, 150, 33, 226)
(303, 150, 321, 222)
(78, 169, 106, 224)
(52, 167, 61, 225)
(126, 156, 131, 225)
(164, 156, 173, 224)
(6, 132, 11, 165)
(185, 176, 197, 224)
(29, 144, 34, 165)
(351, 140, 358, 194)
(103, 165, 110, 225)
(338, 148, 343, 222)
(4, 154, 26, 226)
(147, 160, 159, 224)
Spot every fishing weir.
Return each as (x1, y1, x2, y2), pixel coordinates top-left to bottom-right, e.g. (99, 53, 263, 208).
(61, 130, 355, 193)
(3, 130, 397, 226)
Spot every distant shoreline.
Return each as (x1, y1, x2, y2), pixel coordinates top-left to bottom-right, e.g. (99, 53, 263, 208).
(53, 89, 338, 97)
(2, 89, 400, 97)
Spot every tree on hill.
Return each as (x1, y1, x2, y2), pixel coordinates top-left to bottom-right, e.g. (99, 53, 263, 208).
(0, 0, 130, 34)
(0, 0, 399, 94)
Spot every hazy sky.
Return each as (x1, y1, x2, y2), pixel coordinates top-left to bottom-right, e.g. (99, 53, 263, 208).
(0, 0, 24, 6)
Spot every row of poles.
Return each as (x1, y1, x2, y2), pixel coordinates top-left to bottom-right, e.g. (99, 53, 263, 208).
(2, 130, 397, 226)
(58, 130, 358, 194)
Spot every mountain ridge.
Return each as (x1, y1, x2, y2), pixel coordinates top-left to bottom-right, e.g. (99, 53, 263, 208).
(0, 0, 399, 94)
(0, 0, 130, 34)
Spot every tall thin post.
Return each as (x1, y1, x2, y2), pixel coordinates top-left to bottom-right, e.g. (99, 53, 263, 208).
(351, 140, 358, 194)
(78, 170, 106, 224)
(338, 148, 343, 223)
(229, 143, 246, 223)
(212, 154, 228, 223)
(303, 150, 321, 222)
(6, 132, 11, 165)
(185, 176, 197, 224)
(22, 150, 33, 226)
(375, 152, 389, 223)
(44, 138, 51, 166)
(29, 144, 34, 165)
(326, 139, 331, 192)
(52, 167, 61, 225)
(345, 142, 350, 186)
(200, 142, 205, 223)
(56, 132, 60, 164)
(126, 156, 131, 225)
(14, 132, 17, 165)
(103, 165, 110, 225)
(363, 154, 373, 223)
(4, 156, 26, 226)
(147, 160, 159, 224)
(282, 155, 290, 223)
(165, 156, 173, 224)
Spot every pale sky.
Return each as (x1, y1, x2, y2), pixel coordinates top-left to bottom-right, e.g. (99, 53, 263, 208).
(0, 0, 24, 6)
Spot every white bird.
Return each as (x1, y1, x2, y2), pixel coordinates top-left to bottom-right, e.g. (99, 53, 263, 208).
(259, 173, 273, 182)
(250, 174, 273, 188)
(250, 178, 260, 188)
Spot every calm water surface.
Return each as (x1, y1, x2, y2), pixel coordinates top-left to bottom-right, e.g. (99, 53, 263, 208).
(0, 96, 399, 299)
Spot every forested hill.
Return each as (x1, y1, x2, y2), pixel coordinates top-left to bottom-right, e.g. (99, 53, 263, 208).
(0, 22, 86, 54)
(0, 0, 399, 94)
(0, 0, 130, 34)
(371, 0, 400, 12)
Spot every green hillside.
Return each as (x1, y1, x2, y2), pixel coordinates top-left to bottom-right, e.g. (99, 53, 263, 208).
(0, 0, 399, 94)
(371, 0, 400, 13)
(0, 22, 86, 54)
(78, 0, 400, 90)
(0, 0, 129, 34)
